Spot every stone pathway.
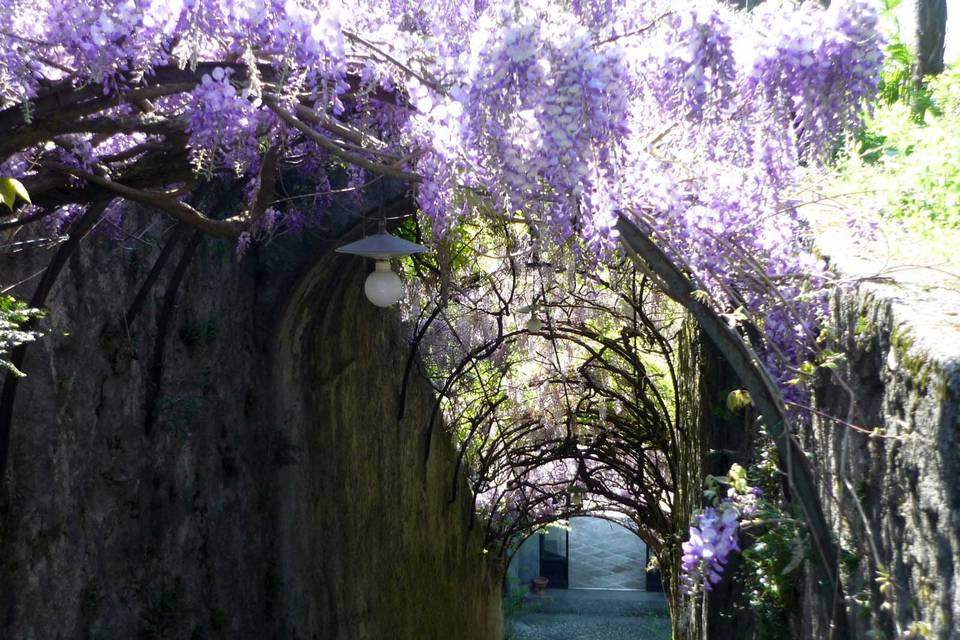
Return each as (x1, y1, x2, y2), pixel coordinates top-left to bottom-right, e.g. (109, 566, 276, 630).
(505, 589, 671, 640)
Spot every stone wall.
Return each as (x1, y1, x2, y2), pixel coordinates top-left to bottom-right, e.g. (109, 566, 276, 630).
(0, 203, 501, 639)
(271, 248, 502, 639)
(804, 280, 960, 640)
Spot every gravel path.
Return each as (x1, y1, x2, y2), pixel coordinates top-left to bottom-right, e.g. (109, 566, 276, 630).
(504, 589, 671, 640)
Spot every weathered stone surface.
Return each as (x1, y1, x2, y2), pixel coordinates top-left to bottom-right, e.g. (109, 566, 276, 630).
(804, 278, 960, 640)
(271, 247, 502, 639)
(0, 204, 501, 639)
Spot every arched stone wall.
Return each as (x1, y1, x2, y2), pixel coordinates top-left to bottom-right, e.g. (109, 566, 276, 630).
(0, 206, 501, 639)
(271, 250, 502, 639)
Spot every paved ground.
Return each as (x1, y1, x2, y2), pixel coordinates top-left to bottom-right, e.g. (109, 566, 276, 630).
(504, 589, 671, 640)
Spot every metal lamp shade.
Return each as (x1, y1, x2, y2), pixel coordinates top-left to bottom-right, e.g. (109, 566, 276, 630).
(336, 231, 428, 307)
(335, 232, 428, 260)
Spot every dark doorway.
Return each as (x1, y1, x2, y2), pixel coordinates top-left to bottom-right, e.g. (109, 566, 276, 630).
(539, 526, 569, 588)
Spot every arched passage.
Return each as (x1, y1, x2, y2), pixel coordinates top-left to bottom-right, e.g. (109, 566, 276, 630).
(268, 246, 504, 639)
(409, 238, 702, 633)
(0, 204, 506, 639)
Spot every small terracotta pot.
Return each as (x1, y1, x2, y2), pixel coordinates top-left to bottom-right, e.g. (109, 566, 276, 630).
(532, 576, 549, 595)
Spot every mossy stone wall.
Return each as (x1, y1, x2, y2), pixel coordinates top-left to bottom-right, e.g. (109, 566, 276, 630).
(0, 206, 501, 639)
(803, 284, 960, 640)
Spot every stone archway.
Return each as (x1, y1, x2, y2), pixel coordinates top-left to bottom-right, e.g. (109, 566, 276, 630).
(0, 207, 503, 639)
(269, 247, 503, 639)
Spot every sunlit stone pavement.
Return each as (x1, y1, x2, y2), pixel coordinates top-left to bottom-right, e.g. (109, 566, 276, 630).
(505, 589, 670, 640)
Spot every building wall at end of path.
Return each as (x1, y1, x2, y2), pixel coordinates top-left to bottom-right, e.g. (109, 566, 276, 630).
(508, 516, 647, 593)
(568, 517, 646, 591)
(802, 282, 960, 639)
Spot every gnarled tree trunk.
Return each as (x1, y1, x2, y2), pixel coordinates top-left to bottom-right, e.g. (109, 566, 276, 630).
(915, 0, 948, 77)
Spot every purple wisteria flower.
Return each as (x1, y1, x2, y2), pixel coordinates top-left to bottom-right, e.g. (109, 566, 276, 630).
(681, 465, 768, 595)
(680, 503, 740, 594)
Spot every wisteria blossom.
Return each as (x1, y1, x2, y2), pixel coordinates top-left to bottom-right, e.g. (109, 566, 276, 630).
(0, 1, 882, 377)
(680, 465, 766, 594)
(0, 0, 884, 624)
(680, 504, 740, 594)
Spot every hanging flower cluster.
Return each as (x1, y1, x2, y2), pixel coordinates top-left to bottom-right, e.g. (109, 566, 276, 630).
(186, 67, 265, 173)
(0, 0, 884, 567)
(680, 464, 765, 594)
(680, 503, 740, 594)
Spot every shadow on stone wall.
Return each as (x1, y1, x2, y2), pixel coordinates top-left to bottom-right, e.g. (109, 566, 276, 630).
(271, 247, 502, 639)
(0, 203, 501, 639)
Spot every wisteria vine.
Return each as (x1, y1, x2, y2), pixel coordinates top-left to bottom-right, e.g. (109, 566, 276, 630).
(0, 0, 886, 628)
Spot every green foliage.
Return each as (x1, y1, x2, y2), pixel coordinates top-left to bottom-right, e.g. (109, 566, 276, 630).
(703, 463, 752, 503)
(834, 64, 960, 233)
(825, 1, 959, 260)
(714, 458, 807, 636)
(0, 295, 44, 377)
(833, 0, 960, 234)
(502, 574, 531, 617)
(725, 389, 752, 412)
(875, 37, 941, 124)
(740, 519, 807, 639)
(873, 0, 943, 124)
(0, 182, 43, 378)
(0, 177, 30, 210)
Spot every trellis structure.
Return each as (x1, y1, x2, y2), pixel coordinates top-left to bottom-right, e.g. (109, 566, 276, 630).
(0, 2, 886, 636)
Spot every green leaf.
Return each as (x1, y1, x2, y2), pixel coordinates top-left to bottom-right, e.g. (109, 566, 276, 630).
(0, 295, 45, 378)
(727, 463, 749, 493)
(817, 349, 846, 371)
(727, 463, 746, 482)
(726, 389, 752, 411)
(0, 177, 30, 210)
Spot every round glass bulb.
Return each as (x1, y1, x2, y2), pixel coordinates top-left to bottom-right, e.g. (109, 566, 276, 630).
(364, 260, 403, 307)
(526, 315, 542, 333)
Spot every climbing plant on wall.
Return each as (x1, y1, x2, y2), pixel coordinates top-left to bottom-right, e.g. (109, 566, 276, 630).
(0, 295, 42, 377)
